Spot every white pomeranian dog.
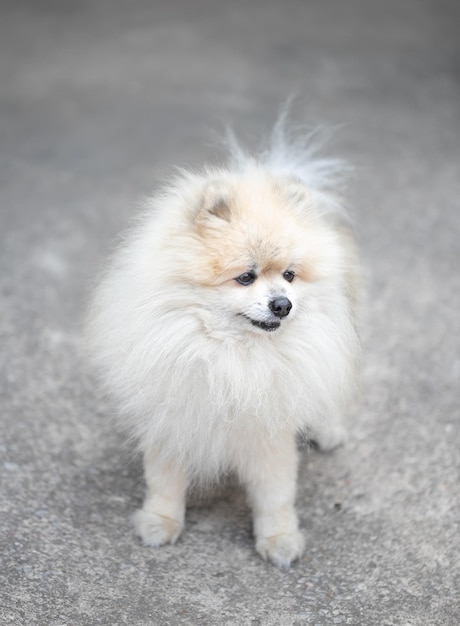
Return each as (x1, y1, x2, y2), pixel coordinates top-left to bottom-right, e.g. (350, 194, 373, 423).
(85, 115, 360, 569)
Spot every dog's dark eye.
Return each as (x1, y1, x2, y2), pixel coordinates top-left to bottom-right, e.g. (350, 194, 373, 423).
(283, 270, 295, 283)
(235, 271, 256, 286)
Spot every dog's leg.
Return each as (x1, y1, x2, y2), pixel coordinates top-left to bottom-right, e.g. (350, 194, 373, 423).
(242, 430, 305, 569)
(311, 416, 347, 452)
(133, 449, 187, 547)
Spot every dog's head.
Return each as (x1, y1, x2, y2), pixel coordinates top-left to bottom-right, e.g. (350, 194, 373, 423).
(171, 169, 344, 338)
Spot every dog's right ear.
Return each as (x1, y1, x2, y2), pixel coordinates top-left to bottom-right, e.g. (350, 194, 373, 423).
(196, 181, 233, 227)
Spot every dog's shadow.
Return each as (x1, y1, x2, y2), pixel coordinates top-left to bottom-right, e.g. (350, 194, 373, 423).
(186, 476, 252, 543)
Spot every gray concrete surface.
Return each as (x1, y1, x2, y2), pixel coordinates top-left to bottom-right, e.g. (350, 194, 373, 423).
(1, 1, 459, 624)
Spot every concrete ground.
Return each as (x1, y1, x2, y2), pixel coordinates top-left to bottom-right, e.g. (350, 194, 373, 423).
(1, 1, 459, 624)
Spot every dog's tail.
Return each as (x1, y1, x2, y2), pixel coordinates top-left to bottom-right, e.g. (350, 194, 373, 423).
(224, 104, 351, 209)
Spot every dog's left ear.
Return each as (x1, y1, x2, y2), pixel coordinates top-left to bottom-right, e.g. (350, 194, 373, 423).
(280, 177, 315, 215)
(196, 182, 232, 226)
(280, 175, 346, 220)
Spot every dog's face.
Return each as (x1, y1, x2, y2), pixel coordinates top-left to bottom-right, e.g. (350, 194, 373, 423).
(230, 267, 296, 333)
(175, 170, 340, 338)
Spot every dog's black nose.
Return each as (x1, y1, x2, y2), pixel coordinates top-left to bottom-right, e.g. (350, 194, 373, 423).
(269, 296, 292, 318)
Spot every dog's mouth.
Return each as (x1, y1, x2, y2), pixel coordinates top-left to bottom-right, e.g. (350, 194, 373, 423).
(241, 315, 281, 332)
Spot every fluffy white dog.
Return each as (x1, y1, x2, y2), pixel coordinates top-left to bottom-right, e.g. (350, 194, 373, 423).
(85, 118, 360, 569)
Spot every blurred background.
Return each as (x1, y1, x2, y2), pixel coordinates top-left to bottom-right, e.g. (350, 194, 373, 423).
(1, 1, 459, 625)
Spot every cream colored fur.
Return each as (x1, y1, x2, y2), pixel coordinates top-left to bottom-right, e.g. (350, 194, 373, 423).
(85, 124, 360, 569)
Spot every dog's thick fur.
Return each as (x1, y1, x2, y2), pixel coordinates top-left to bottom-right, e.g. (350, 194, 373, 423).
(85, 120, 360, 568)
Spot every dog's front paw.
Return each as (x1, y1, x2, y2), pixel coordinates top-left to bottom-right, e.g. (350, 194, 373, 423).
(256, 530, 305, 569)
(132, 508, 183, 547)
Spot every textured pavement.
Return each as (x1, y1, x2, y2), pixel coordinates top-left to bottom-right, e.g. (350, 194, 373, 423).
(1, 1, 459, 624)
